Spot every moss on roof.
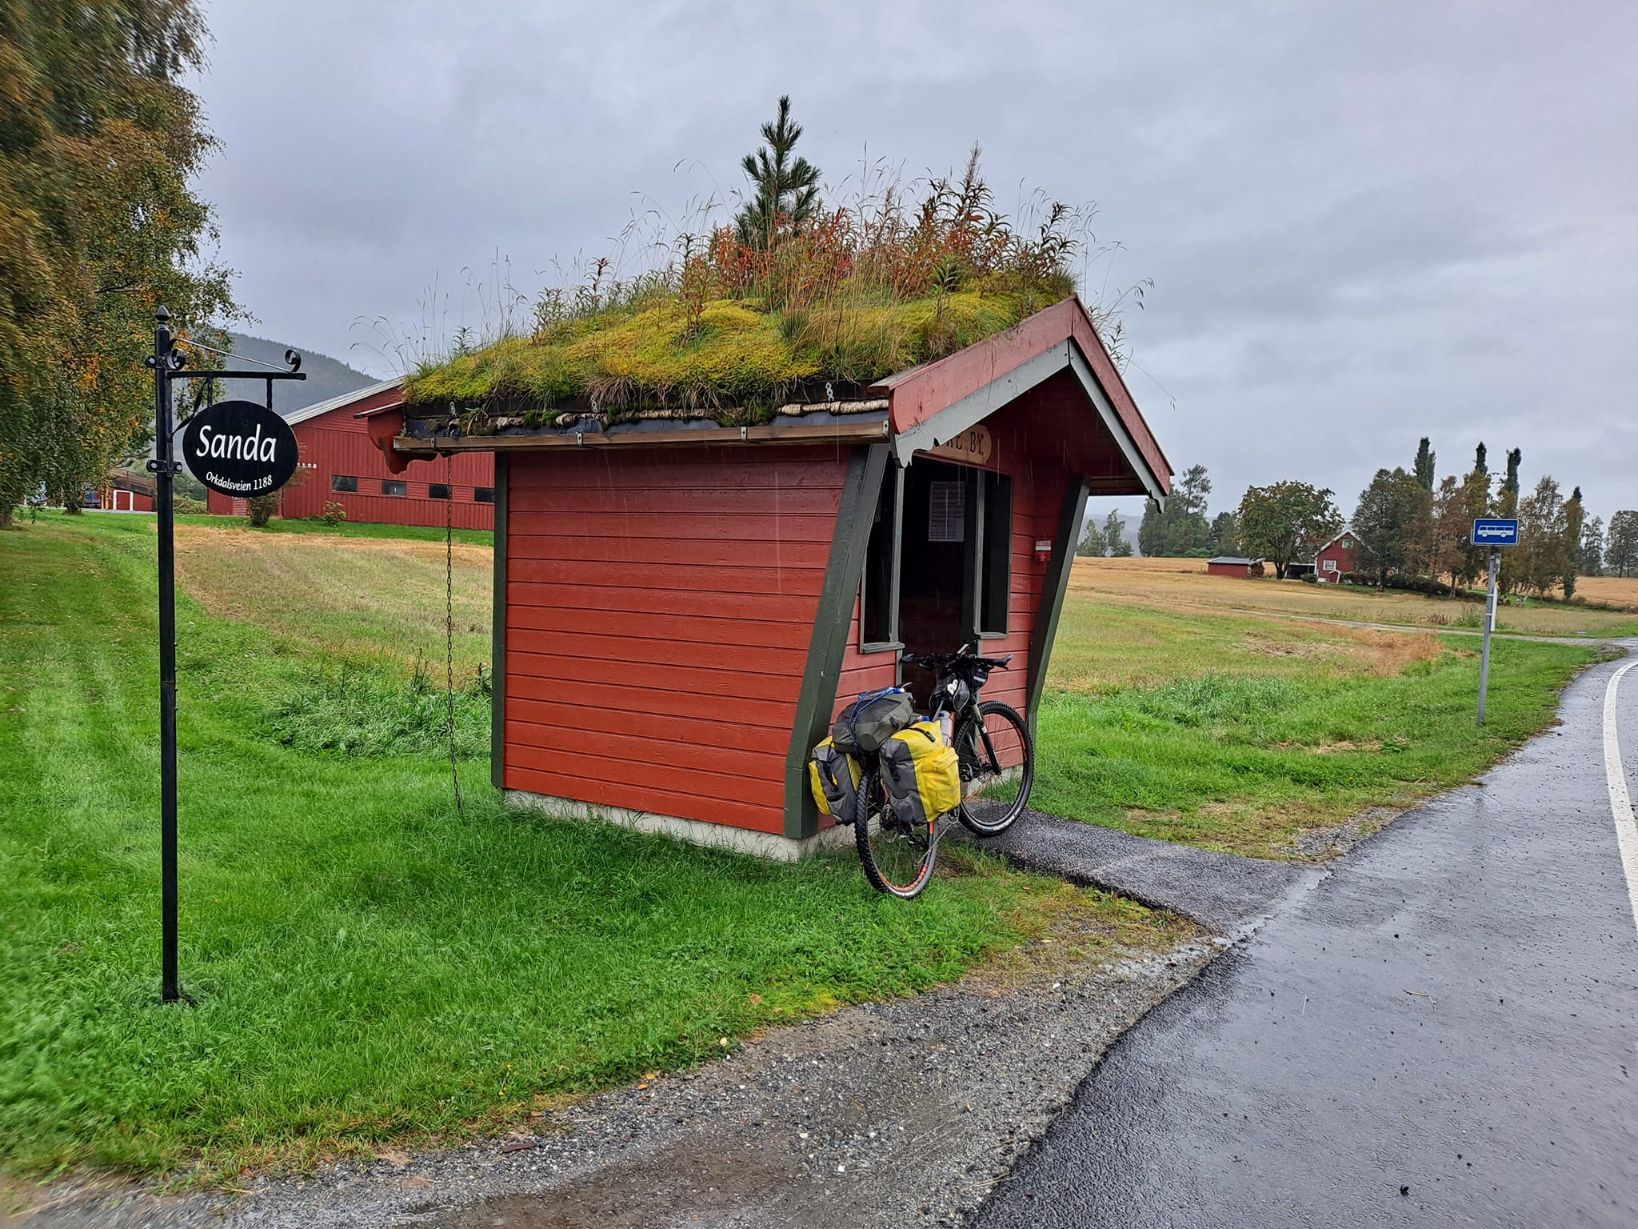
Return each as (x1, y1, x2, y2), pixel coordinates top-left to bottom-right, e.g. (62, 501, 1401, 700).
(404, 286, 1067, 419)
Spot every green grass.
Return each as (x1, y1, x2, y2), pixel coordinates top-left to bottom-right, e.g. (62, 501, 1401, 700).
(174, 512, 493, 547)
(1032, 640, 1601, 857)
(0, 514, 1180, 1179)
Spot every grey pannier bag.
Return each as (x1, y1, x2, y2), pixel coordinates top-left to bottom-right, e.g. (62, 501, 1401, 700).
(808, 738, 862, 825)
(830, 688, 914, 756)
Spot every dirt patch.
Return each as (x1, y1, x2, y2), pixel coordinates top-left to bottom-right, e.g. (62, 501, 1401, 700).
(1285, 806, 1405, 860)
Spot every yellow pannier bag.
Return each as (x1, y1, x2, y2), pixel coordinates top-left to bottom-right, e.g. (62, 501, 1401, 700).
(809, 737, 862, 825)
(879, 721, 962, 826)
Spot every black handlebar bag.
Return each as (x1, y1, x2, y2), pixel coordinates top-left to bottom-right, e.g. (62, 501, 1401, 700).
(830, 688, 914, 756)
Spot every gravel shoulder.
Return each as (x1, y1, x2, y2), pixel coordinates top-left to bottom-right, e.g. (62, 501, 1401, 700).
(9, 913, 1215, 1229)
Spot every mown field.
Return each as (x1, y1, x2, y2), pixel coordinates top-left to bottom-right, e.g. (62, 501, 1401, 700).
(0, 514, 1608, 1181)
(0, 513, 1183, 1180)
(1068, 555, 1638, 638)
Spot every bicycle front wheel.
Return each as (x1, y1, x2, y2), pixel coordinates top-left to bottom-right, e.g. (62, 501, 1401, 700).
(955, 700, 1033, 836)
(854, 768, 938, 898)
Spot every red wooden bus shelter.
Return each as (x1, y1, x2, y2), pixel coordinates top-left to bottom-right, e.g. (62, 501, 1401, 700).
(364, 296, 1172, 858)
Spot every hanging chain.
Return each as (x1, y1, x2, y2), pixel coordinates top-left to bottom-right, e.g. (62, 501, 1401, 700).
(445, 452, 464, 816)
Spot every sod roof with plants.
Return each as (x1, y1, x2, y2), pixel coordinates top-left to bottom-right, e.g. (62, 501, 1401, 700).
(403, 147, 1132, 429)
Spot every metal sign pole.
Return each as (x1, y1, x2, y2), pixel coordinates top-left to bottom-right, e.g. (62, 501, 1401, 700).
(1477, 546, 1500, 727)
(148, 307, 182, 1003)
(141, 308, 305, 1004)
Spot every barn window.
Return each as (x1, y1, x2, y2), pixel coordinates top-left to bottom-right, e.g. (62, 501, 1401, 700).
(383, 479, 407, 496)
(860, 466, 903, 650)
(331, 474, 358, 493)
(429, 483, 451, 500)
(976, 471, 1012, 636)
(474, 487, 494, 503)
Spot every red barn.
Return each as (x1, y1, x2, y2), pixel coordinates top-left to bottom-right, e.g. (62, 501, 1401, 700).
(366, 297, 1172, 858)
(95, 469, 155, 512)
(1315, 528, 1362, 583)
(1206, 556, 1265, 578)
(206, 380, 495, 530)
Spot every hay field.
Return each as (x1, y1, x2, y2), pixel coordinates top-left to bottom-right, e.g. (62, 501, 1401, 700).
(1070, 556, 1638, 638)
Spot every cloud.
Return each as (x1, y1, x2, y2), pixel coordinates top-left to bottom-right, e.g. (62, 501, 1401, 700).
(192, 0, 1638, 518)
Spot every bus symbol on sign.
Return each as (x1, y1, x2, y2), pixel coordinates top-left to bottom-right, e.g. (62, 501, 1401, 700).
(1472, 518, 1519, 547)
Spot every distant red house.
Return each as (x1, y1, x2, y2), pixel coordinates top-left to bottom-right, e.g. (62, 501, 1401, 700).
(1315, 528, 1362, 583)
(93, 469, 155, 512)
(1206, 556, 1265, 578)
(205, 381, 494, 530)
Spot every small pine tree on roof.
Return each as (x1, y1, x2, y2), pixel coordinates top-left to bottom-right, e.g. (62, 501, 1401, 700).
(735, 96, 822, 249)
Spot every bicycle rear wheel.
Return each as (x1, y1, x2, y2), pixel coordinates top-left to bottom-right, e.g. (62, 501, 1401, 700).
(854, 768, 938, 898)
(955, 700, 1033, 836)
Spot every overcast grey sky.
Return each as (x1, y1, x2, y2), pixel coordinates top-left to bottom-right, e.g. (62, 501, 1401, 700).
(194, 1, 1636, 522)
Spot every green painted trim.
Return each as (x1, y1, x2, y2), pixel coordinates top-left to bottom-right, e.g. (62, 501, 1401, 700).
(784, 443, 890, 839)
(490, 453, 509, 790)
(1026, 476, 1089, 732)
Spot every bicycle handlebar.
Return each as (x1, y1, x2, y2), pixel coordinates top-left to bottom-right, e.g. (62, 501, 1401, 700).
(902, 649, 1013, 672)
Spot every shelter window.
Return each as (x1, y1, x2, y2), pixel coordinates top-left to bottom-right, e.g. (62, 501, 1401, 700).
(382, 479, 407, 497)
(976, 471, 1012, 636)
(331, 474, 358, 493)
(860, 466, 903, 650)
(429, 483, 451, 500)
(474, 487, 494, 504)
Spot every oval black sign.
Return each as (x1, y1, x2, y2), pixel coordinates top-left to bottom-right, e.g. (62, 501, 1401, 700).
(181, 400, 298, 498)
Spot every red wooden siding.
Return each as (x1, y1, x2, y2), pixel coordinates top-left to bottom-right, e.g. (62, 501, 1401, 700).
(879, 296, 1171, 498)
(206, 387, 494, 529)
(502, 445, 850, 835)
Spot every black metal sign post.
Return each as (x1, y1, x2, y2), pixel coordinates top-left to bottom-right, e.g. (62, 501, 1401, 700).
(145, 306, 304, 1003)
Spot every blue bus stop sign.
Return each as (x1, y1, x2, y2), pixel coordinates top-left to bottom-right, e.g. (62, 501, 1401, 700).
(1472, 518, 1520, 547)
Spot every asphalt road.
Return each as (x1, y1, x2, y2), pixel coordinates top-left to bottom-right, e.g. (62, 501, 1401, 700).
(975, 649, 1638, 1228)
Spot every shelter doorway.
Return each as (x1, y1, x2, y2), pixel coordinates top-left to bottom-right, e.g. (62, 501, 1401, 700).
(860, 455, 1014, 703)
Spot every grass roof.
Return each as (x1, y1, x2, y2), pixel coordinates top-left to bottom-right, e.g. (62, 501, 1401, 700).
(403, 154, 1104, 426)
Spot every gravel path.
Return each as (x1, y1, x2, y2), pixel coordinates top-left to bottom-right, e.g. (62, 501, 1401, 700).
(16, 929, 1217, 1229)
(973, 809, 1322, 934)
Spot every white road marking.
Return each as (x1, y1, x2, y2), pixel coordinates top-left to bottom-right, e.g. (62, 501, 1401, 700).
(1603, 659, 1638, 937)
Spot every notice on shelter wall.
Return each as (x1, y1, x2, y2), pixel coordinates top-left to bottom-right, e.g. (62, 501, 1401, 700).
(929, 480, 965, 542)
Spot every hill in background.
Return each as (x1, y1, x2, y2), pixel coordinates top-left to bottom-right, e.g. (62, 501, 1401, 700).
(213, 332, 379, 415)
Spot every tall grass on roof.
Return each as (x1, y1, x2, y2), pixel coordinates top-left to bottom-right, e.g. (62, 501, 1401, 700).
(403, 148, 1146, 424)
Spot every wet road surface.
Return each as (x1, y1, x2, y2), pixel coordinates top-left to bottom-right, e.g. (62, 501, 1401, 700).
(974, 650, 1638, 1228)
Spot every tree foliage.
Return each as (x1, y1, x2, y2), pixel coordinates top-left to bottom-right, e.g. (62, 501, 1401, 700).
(1561, 486, 1585, 600)
(1104, 510, 1132, 557)
(1352, 468, 1426, 588)
(1236, 481, 1342, 579)
(1581, 516, 1605, 577)
(1511, 476, 1571, 596)
(1607, 511, 1638, 578)
(1414, 437, 1436, 492)
(734, 96, 822, 249)
(1138, 464, 1211, 556)
(0, 0, 235, 526)
(1076, 514, 1105, 557)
